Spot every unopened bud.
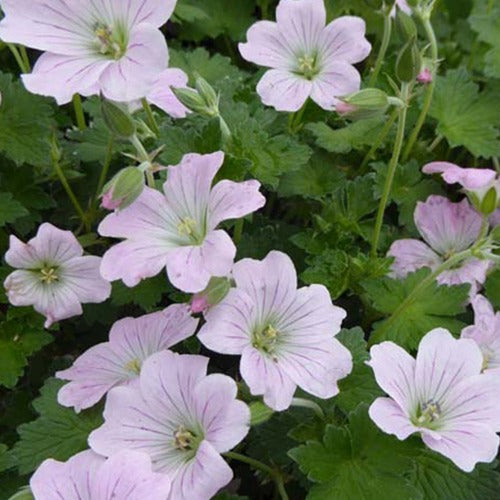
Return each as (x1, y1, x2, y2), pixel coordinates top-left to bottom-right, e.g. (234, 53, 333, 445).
(194, 74, 219, 112)
(480, 187, 498, 216)
(101, 99, 136, 139)
(172, 87, 210, 115)
(100, 167, 144, 211)
(172, 76, 220, 119)
(190, 276, 231, 314)
(396, 8, 417, 40)
(337, 88, 389, 120)
(396, 37, 422, 82)
(8, 487, 34, 500)
(416, 67, 433, 84)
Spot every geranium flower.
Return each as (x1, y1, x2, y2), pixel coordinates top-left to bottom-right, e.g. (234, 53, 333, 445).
(0, 0, 177, 103)
(388, 195, 491, 296)
(30, 449, 171, 499)
(98, 152, 266, 293)
(89, 350, 250, 500)
(238, 0, 371, 111)
(146, 68, 190, 117)
(57, 304, 199, 412)
(461, 295, 500, 371)
(3, 223, 111, 328)
(198, 251, 352, 411)
(368, 328, 500, 472)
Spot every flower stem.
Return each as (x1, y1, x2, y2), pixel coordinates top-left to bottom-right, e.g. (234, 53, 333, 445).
(72, 94, 87, 131)
(427, 133, 443, 152)
(368, 248, 473, 346)
(368, 3, 394, 87)
(288, 101, 307, 133)
(7, 44, 29, 73)
(19, 46, 31, 71)
(52, 147, 90, 232)
(401, 12, 438, 162)
(360, 109, 398, 172)
(224, 452, 289, 500)
(141, 98, 160, 137)
(291, 397, 325, 419)
(371, 82, 411, 257)
(233, 218, 244, 245)
(95, 137, 115, 198)
(493, 157, 500, 175)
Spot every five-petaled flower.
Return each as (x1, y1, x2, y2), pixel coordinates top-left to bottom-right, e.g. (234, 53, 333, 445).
(388, 195, 491, 297)
(89, 350, 250, 500)
(461, 295, 500, 372)
(0, 0, 177, 103)
(30, 449, 171, 500)
(198, 251, 352, 411)
(3, 223, 111, 328)
(368, 328, 500, 472)
(98, 151, 266, 293)
(57, 304, 199, 412)
(239, 0, 371, 112)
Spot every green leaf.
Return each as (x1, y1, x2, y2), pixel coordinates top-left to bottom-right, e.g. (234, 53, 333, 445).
(111, 274, 170, 311)
(12, 378, 103, 474)
(335, 329, 383, 413)
(306, 118, 385, 154)
(0, 193, 29, 227)
(0, 444, 15, 473)
(373, 161, 442, 231)
(411, 450, 500, 499)
(0, 72, 55, 166)
(484, 268, 500, 309)
(363, 269, 470, 349)
(0, 309, 53, 388)
(469, 2, 500, 78)
(289, 404, 421, 499)
(429, 68, 500, 158)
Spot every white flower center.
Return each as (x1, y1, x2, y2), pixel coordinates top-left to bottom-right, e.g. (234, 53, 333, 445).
(253, 324, 279, 359)
(173, 425, 197, 451)
(415, 400, 441, 426)
(297, 54, 319, 80)
(39, 267, 59, 284)
(177, 217, 205, 245)
(124, 358, 142, 375)
(93, 22, 127, 59)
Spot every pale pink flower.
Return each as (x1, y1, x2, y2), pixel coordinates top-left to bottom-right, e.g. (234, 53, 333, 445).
(461, 295, 500, 371)
(30, 449, 171, 500)
(89, 351, 250, 500)
(57, 304, 199, 412)
(3, 223, 111, 328)
(146, 68, 190, 117)
(490, 208, 500, 227)
(368, 328, 500, 472)
(388, 195, 491, 296)
(98, 152, 266, 293)
(0, 0, 177, 104)
(423, 162, 499, 205)
(238, 0, 371, 111)
(198, 251, 352, 411)
(417, 67, 433, 84)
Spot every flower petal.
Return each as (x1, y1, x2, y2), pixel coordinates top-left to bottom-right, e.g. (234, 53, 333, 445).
(239, 20, 295, 69)
(256, 69, 312, 112)
(438, 258, 492, 297)
(102, 0, 177, 28)
(31, 223, 83, 263)
(367, 341, 417, 411)
(22, 53, 111, 105)
(147, 68, 190, 118)
(414, 328, 483, 404)
(414, 195, 482, 255)
(369, 397, 418, 440)
(209, 179, 266, 229)
(388, 239, 442, 278)
(62, 256, 111, 303)
(98, 25, 168, 102)
(319, 16, 371, 64)
(240, 345, 296, 411)
(310, 61, 361, 110)
(422, 162, 496, 190)
(4, 235, 40, 268)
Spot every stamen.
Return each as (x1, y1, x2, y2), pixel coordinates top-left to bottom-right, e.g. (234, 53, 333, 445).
(93, 22, 125, 59)
(416, 400, 441, 425)
(40, 267, 58, 284)
(298, 54, 318, 79)
(252, 324, 279, 359)
(173, 425, 195, 450)
(177, 218, 198, 237)
(125, 358, 141, 375)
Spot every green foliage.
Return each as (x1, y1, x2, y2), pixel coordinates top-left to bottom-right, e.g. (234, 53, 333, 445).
(335, 329, 383, 413)
(363, 269, 470, 349)
(111, 274, 171, 311)
(484, 268, 500, 309)
(429, 68, 500, 158)
(0, 309, 53, 388)
(0, 193, 29, 227)
(290, 404, 421, 499)
(11, 379, 103, 474)
(0, 72, 55, 166)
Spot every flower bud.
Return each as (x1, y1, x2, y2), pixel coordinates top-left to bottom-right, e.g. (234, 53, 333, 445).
(100, 166, 144, 211)
(336, 88, 389, 120)
(190, 276, 231, 314)
(101, 99, 136, 139)
(172, 76, 220, 119)
(8, 487, 34, 500)
(396, 8, 417, 40)
(479, 186, 498, 216)
(396, 37, 422, 82)
(194, 74, 219, 113)
(171, 87, 211, 116)
(416, 67, 433, 84)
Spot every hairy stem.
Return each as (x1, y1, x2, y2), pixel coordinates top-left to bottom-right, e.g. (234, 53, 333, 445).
(72, 94, 87, 131)
(141, 98, 160, 137)
(224, 452, 289, 500)
(360, 109, 398, 172)
(368, 3, 394, 86)
(371, 83, 411, 257)
(401, 13, 438, 162)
